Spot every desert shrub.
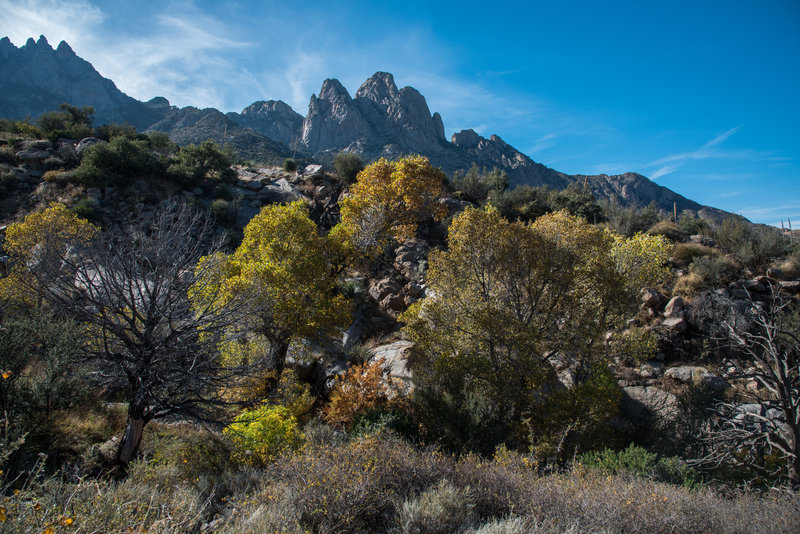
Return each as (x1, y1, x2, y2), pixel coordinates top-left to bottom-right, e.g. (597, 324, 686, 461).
(672, 242, 719, 265)
(450, 164, 509, 204)
(210, 198, 234, 224)
(646, 220, 684, 242)
(283, 158, 297, 172)
(603, 200, 662, 236)
(578, 444, 701, 489)
(611, 326, 658, 365)
(0, 144, 15, 164)
(224, 404, 303, 466)
(715, 216, 790, 272)
(334, 151, 365, 184)
(0, 313, 88, 447)
(95, 122, 138, 141)
(214, 182, 234, 200)
(13, 121, 43, 139)
(672, 272, 704, 298)
(146, 131, 178, 156)
(688, 255, 739, 287)
(489, 185, 553, 222)
(71, 197, 99, 221)
(168, 140, 236, 183)
(678, 214, 712, 236)
(397, 479, 476, 534)
(324, 358, 403, 429)
(548, 183, 603, 222)
(73, 137, 161, 186)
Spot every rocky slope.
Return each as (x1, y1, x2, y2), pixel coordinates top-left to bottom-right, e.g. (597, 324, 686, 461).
(0, 36, 167, 128)
(0, 36, 730, 221)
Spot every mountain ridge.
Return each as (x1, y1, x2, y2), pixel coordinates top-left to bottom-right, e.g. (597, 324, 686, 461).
(0, 35, 729, 221)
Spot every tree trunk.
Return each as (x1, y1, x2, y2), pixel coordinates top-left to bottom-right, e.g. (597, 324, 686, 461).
(265, 337, 290, 391)
(115, 403, 146, 466)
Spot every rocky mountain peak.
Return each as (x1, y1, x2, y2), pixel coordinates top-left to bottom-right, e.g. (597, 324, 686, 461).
(55, 40, 76, 58)
(451, 129, 481, 148)
(233, 99, 304, 147)
(319, 78, 352, 101)
(355, 71, 399, 104)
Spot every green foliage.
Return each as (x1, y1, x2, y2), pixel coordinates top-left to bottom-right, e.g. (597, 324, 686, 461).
(578, 444, 701, 489)
(334, 151, 365, 184)
(146, 131, 178, 156)
(37, 104, 95, 141)
(71, 197, 100, 221)
(450, 163, 509, 204)
(95, 122, 138, 141)
(73, 137, 162, 186)
(611, 327, 658, 366)
(403, 208, 657, 457)
(603, 200, 663, 237)
(283, 158, 297, 172)
(489, 184, 553, 222)
(678, 214, 711, 236)
(210, 198, 234, 224)
(0, 313, 88, 445)
(224, 404, 303, 466)
(168, 140, 236, 182)
(646, 220, 684, 242)
(548, 182, 603, 222)
(688, 254, 739, 287)
(715, 216, 790, 271)
(213, 182, 233, 200)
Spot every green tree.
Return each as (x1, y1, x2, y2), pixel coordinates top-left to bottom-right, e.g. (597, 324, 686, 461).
(37, 104, 94, 141)
(168, 140, 236, 182)
(450, 163, 509, 204)
(73, 137, 162, 186)
(402, 208, 666, 457)
(193, 200, 351, 379)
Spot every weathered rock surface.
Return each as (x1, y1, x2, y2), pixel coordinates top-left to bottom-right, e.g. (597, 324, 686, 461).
(229, 100, 304, 147)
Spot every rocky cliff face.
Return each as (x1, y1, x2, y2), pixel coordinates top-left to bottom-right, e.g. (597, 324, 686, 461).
(228, 100, 304, 147)
(0, 37, 732, 221)
(0, 36, 168, 128)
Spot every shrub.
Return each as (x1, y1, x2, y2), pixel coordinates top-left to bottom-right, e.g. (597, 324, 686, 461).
(548, 183, 602, 222)
(489, 185, 552, 222)
(168, 140, 236, 183)
(283, 158, 297, 172)
(397, 480, 476, 534)
(611, 326, 658, 365)
(646, 220, 684, 242)
(334, 151, 365, 184)
(214, 182, 234, 200)
(324, 358, 402, 429)
(71, 197, 100, 221)
(688, 255, 739, 287)
(450, 164, 509, 204)
(672, 272, 704, 297)
(672, 243, 718, 265)
(210, 198, 234, 224)
(224, 404, 303, 466)
(73, 137, 161, 186)
(95, 122, 138, 141)
(0, 144, 15, 165)
(578, 444, 701, 489)
(678, 214, 711, 236)
(715, 216, 790, 272)
(603, 200, 662, 236)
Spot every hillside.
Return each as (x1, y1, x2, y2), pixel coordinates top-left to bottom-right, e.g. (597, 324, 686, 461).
(0, 36, 730, 222)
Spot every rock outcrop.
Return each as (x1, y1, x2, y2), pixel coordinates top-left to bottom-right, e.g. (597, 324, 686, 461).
(0, 36, 169, 128)
(230, 100, 304, 147)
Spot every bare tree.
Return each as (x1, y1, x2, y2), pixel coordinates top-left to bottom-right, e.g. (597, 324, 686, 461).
(36, 202, 251, 465)
(693, 288, 799, 488)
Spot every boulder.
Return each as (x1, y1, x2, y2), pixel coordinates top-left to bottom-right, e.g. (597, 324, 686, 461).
(302, 164, 324, 178)
(640, 288, 663, 310)
(234, 206, 259, 229)
(75, 137, 104, 158)
(664, 365, 729, 391)
(660, 316, 687, 333)
(689, 234, 716, 247)
(242, 180, 264, 191)
(370, 340, 414, 385)
(663, 296, 685, 318)
(369, 277, 402, 302)
(621, 386, 678, 423)
(779, 280, 800, 295)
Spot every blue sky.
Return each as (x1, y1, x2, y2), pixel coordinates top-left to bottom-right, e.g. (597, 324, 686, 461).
(1, 0, 798, 226)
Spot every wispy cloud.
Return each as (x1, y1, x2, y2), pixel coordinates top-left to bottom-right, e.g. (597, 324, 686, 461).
(0, 0, 105, 48)
(642, 126, 761, 181)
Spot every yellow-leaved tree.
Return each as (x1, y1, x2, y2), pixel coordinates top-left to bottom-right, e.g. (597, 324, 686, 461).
(402, 208, 670, 458)
(0, 203, 98, 308)
(332, 155, 447, 260)
(192, 200, 351, 379)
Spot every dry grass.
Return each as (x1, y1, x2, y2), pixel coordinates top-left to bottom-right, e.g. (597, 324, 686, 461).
(2, 431, 798, 533)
